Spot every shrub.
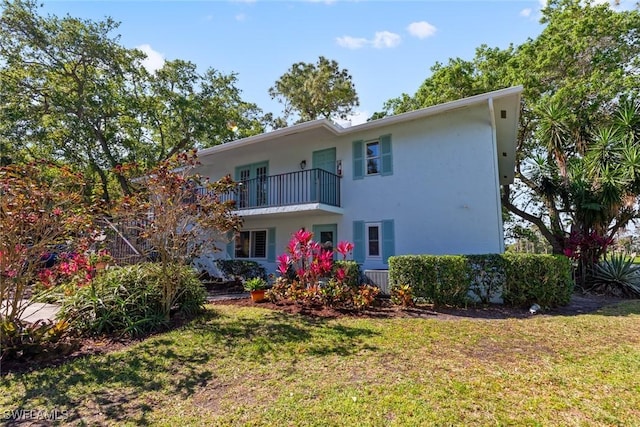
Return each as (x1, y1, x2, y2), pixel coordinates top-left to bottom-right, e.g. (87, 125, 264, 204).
(389, 253, 574, 308)
(0, 318, 77, 363)
(390, 284, 414, 307)
(466, 254, 506, 304)
(590, 253, 640, 298)
(272, 231, 377, 310)
(388, 255, 471, 306)
(215, 260, 267, 282)
(502, 253, 573, 307)
(61, 263, 205, 337)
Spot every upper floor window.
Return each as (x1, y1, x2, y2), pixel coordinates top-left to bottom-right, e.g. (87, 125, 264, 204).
(352, 134, 393, 179)
(366, 141, 380, 175)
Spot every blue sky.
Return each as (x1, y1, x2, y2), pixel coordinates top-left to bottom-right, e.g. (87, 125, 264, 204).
(40, 0, 631, 125)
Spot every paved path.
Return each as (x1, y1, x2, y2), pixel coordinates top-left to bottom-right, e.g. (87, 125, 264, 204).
(1, 300, 61, 322)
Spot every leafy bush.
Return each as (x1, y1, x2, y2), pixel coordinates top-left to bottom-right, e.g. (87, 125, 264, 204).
(0, 318, 77, 362)
(271, 231, 377, 310)
(590, 253, 640, 298)
(388, 255, 471, 306)
(332, 260, 362, 287)
(215, 260, 267, 282)
(61, 263, 205, 337)
(389, 253, 574, 308)
(502, 253, 573, 307)
(466, 254, 506, 304)
(390, 284, 414, 307)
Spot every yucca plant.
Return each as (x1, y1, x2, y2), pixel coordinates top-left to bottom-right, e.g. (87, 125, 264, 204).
(590, 252, 640, 298)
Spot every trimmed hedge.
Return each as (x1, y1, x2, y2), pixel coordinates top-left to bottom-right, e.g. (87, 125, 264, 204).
(388, 255, 470, 306)
(502, 253, 574, 307)
(389, 253, 574, 308)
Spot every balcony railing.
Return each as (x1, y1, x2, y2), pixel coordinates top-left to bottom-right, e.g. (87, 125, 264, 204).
(218, 168, 341, 210)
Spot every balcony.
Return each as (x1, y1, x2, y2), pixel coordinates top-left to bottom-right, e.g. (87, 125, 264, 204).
(219, 168, 343, 217)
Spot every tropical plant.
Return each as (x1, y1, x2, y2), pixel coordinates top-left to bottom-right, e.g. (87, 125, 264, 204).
(243, 277, 267, 292)
(110, 151, 242, 320)
(274, 231, 378, 310)
(61, 263, 206, 337)
(379, 0, 640, 288)
(0, 161, 95, 325)
(590, 253, 640, 298)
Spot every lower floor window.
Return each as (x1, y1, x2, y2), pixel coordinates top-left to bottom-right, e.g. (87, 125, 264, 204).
(367, 223, 381, 258)
(235, 230, 267, 259)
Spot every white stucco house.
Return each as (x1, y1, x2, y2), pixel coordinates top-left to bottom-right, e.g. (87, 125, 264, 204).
(194, 86, 522, 277)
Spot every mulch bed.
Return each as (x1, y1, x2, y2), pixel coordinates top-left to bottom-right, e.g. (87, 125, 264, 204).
(208, 292, 626, 320)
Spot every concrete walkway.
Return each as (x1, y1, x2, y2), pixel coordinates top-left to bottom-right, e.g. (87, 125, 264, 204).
(1, 300, 61, 323)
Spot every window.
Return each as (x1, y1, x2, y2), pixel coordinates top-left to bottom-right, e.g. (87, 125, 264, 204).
(366, 223, 381, 258)
(353, 220, 394, 263)
(366, 141, 380, 175)
(235, 230, 267, 259)
(352, 134, 392, 179)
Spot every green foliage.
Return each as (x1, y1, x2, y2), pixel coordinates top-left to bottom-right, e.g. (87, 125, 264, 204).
(61, 263, 205, 337)
(215, 259, 267, 282)
(388, 255, 471, 307)
(0, 0, 265, 202)
(269, 56, 359, 124)
(0, 161, 95, 323)
(502, 253, 574, 307)
(380, 0, 640, 283)
(591, 252, 640, 298)
(333, 260, 362, 287)
(243, 277, 267, 291)
(466, 254, 506, 304)
(390, 284, 414, 307)
(0, 318, 77, 362)
(389, 253, 574, 308)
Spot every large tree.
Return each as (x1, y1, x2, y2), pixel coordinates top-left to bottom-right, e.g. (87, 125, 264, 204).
(380, 0, 640, 285)
(269, 56, 359, 125)
(0, 0, 264, 202)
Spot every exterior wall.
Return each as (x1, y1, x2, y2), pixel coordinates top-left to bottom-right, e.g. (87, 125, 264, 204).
(196, 103, 504, 274)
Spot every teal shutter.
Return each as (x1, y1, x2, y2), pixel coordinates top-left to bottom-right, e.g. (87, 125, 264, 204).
(382, 219, 395, 263)
(352, 140, 364, 180)
(380, 134, 393, 176)
(267, 228, 276, 262)
(353, 221, 365, 263)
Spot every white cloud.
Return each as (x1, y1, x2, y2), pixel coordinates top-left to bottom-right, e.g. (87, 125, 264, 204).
(407, 21, 437, 39)
(520, 8, 532, 17)
(372, 31, 401, 49)
(235, 13, 246, 21)
(337, 30, 401, 50)
(336, 36, 369, 49)
(136, 44, 165, 73)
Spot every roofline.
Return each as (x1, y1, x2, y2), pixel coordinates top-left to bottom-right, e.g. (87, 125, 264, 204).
(197, 85, 524, 156)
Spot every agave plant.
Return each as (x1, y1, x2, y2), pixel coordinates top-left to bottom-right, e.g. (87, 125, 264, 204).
(590, 252, 640, 298)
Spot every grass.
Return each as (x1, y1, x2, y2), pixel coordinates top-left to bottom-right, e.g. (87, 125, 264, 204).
(1, 301, 640, 426)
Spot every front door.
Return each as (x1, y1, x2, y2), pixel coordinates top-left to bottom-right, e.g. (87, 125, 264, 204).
(311, 148, 336, 203)
(312, 223, 338, 257)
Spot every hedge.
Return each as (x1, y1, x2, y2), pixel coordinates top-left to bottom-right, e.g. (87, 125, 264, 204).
(388, 253, 574, 308)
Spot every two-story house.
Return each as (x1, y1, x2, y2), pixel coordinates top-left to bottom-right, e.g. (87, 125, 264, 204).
(195, 86, 522, 276)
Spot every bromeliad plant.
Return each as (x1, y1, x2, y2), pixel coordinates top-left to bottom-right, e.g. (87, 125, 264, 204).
(271, 231, 379, 310)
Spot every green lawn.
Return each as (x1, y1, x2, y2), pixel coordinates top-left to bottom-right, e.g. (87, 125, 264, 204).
(2, 301, 640, 426)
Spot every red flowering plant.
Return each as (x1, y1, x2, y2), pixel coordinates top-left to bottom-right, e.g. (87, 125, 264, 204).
(1, 161, 96, 360)
(270, 231, 379, 309)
